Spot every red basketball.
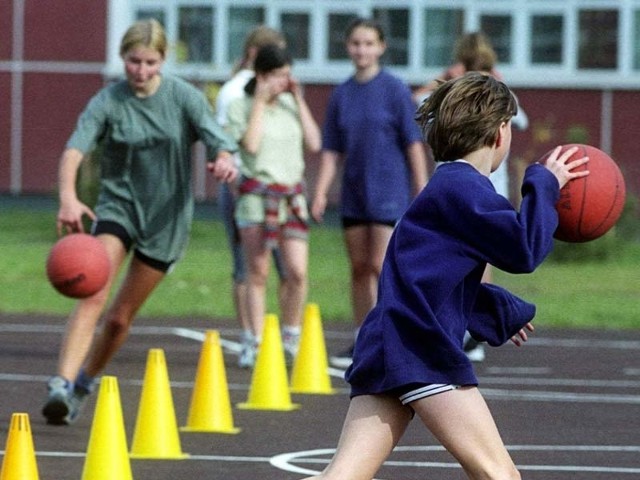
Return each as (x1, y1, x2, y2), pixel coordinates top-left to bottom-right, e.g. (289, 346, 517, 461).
(540, 144, 626, 243)
(46, 234, 110, 298)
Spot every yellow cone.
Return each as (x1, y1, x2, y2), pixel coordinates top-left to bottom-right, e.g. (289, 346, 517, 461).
(0, 413, 39, 480)
(81, 376, 133, 480)
(290, 303, 335, 394)
(181, 330, 241, 433)
(238, 314, 300, 411)
(130, 349, 189, 459)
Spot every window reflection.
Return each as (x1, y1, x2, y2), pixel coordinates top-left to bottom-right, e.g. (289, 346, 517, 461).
(177, 7, 214, 63)
(578, 10, 618, 69)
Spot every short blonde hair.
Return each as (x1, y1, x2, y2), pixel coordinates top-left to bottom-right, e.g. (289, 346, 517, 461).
(119, 19, 167, 59)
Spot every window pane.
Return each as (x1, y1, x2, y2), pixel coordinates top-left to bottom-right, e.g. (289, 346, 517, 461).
(531, 15, 563, 64)
(177, 7, 214, 63)
(327, 14, 358, 60)
(373, 8, 409, 66)
(578, 10, 618, 69)
(480, 15, 512, 63)
(136, 9, 165, 26)
(635, 10, 640, 70)
(281, 13, 310, 60)
(228, 7, 265, 63)
(423, 9, 464, 67)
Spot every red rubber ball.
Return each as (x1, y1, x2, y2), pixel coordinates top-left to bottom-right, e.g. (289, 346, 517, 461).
(46, 233, 110, 298)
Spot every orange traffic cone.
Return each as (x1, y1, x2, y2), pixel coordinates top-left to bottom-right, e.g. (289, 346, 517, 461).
(181, 330, 240, 433)
(0, 413, 39, 480)
(81, 376, 133, 480)
(130, 349, 189, 459)
(291, 303, 335, 394)
(238, 314, 300, 411)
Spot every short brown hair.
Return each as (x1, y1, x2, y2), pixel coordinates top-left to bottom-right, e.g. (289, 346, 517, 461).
(415, 72, 517, 162)
(455, 32, 497, 72)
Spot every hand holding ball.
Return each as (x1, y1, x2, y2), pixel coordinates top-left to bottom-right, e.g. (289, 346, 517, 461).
(46, 234, 110, 298)
(541, 144, 626, 243)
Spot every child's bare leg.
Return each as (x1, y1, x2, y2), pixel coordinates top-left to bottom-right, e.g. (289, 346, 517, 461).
(303, 394, 412, 480)
(412, 386, 520, 480)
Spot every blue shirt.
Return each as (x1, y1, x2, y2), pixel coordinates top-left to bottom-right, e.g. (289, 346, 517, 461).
(346, 162, 560, 395)
(322, 69, 423, 222)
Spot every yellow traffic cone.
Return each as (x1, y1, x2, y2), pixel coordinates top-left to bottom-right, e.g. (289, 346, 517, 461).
(237, 314, 300, 411)
(0, 413, 39, 480)
(81, 376, 133, 480)
(130, 349, 189, 459)
(181, 330, 241, 433)
(290, 303, 335, 394)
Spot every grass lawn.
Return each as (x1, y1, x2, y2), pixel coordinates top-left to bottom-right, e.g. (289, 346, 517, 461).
(0, 199, 638, 329)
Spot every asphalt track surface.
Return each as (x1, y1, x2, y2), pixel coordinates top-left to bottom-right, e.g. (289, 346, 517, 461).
(1, 313, 640, 479)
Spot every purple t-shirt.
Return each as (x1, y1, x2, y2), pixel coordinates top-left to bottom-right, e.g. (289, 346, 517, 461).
(322, 69, 423, 222)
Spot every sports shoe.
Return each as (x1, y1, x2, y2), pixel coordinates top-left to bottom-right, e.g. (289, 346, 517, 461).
(282, 329, 300, 367)
(330, 343, 354, 369)
(238, 331, 257, 369)
(42, 375, 72, 425)
(64, 385, 92, 425)
(463, 334, 486, 363)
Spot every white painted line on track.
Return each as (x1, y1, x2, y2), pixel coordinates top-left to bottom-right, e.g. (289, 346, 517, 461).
(482, 387, 640, 403)
(4, 323, 640, 349)
(479, 376, 640, 389)
(272, 445, 640, 476)
(485, 367, 552, 375)
(10, 446, 638, 476)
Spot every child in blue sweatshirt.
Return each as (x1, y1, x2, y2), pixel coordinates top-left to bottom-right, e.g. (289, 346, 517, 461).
(302, 72, 589, 480)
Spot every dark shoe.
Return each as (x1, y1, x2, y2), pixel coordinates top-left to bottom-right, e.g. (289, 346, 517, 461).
(64, 385, 92, 425)
(42, 376, 72, 425)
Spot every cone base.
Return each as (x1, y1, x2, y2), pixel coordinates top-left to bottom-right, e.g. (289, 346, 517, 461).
(129, 453, 190, 460)
(236, 402, 300, 411)
(180, 426, 241, 434)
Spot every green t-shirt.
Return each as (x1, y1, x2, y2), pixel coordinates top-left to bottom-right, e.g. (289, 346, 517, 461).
(67, 74, 237, 263)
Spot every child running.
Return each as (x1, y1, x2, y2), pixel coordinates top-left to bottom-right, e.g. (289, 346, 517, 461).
(300, 72, 589, 480)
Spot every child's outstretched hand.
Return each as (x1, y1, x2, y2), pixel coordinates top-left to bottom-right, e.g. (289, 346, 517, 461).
(510, 322, 534, 347)
(543, 145, 589, 189)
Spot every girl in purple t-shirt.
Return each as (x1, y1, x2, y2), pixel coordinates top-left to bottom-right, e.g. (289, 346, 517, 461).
(311, 18, 427, 364)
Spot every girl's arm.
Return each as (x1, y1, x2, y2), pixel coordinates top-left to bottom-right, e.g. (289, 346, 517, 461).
(241, 90, 269, 156)
(290, 78, 321, 153)
(57, 148, 96, 234)
(311, 150, 339, 223)
(406, 142, 428, 197)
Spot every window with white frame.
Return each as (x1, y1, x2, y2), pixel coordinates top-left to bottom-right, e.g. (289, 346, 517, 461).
(124, 0, 640, 87)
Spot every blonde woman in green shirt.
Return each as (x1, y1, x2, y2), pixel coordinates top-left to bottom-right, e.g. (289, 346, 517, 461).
(227, 45, 321, 365)
(42, 19, 238, 425)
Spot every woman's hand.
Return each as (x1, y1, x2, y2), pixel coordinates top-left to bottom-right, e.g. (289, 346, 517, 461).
(57, 198, 95, 235)
(208, 151, 238, 183)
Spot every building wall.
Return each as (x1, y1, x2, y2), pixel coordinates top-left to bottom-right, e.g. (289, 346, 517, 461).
(1, 0, 638, 205)
(0, 0, 107, 195)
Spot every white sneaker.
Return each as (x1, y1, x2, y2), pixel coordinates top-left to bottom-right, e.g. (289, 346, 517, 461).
(238, 332, 257, 369)
(330, 344, 354, 369)
(463, 333, 486, 363)
(282, 330, 300, 367)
